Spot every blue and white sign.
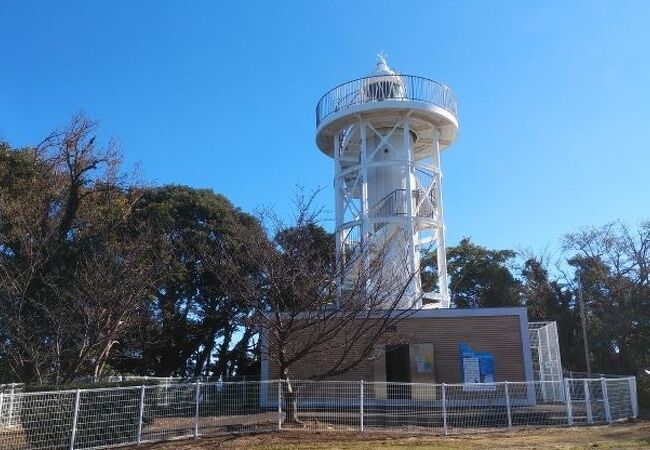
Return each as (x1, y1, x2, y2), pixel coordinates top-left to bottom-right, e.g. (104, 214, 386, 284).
(459, 343, 496, 391)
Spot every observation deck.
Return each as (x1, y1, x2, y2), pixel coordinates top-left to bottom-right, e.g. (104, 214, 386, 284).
(315, 74, 459, 156)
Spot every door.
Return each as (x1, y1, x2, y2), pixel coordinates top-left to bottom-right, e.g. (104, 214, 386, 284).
(385, 344, 411, 399)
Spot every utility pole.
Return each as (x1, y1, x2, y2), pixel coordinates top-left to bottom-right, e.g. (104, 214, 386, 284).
(577, 271, 592, 377)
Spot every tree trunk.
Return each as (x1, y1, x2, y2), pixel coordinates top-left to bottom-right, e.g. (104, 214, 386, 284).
(211, 328, 233, 379)
(193, 329, 217, 378)
(227, 328, 254, 379)
(93, 339, 116, 382)
(281, 372, 302, 425)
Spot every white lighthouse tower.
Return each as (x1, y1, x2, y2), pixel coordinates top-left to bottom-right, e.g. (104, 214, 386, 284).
(315, 56, 458, 308)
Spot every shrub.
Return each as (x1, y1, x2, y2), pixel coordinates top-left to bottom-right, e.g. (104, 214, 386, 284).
(636, 374, 650, 417)
(19, 390, 76, 450)
(20, 381, 160, 450)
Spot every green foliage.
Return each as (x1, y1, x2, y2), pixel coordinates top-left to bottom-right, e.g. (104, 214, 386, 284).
(560, 223, 650, 380)
(20, 382, 160, 450)
(112, 185, 265, 378)
(636, 375, 650, 416)
(20, 391, 75, 450)
(22, 379, 162, 393)
(422, 237, 521, 308)
(271, 222, 336, 311)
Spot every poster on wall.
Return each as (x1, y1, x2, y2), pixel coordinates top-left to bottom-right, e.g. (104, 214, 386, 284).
(459, 343, 496, 391)
(414, 347, 433, 374)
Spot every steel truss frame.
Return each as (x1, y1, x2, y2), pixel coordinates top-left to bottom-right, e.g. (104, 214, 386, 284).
(333, 113, 449, 308)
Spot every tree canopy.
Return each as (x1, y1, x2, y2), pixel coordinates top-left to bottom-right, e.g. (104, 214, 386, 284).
(0, 114, 648, 409)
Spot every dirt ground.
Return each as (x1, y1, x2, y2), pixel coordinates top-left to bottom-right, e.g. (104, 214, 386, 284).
(132, 421, 650, 449)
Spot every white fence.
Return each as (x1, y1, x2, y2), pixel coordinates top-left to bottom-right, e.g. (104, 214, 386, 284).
(0, 378, 638, 450)
(529, 322, 563, 384)
(0, 385, 23, 428)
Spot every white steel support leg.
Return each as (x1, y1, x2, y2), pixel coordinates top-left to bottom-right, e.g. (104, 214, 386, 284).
(334, 134, 343, 270)
(403, 120, 419, 308)
(432, 129, 450, 307)
(333, 132, 346, 300)
(359, 119, 369, 241)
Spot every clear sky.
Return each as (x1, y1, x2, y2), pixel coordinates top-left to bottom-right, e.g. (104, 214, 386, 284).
(2, 1, 649, 253)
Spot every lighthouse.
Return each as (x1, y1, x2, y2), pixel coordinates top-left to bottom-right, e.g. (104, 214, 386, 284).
(315, 56, 458, 308)
(262, 57, 554, 396)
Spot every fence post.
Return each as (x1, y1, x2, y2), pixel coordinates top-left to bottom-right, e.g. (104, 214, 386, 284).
(8, 384, 15, 425)
(137, 385, 146, 445)
(194, 382, 201, 438)
(442, 383, 448, 436)
(564, 379, 573, 426)
(70, 389, 81, 450)
(583, 379, 593, 424)
(277, 381, 282, 430)
(359, 380, 364, 432)
(601, 377, 611, 424)
(504, 381, 512, 429)
(629, 377, 638, 418)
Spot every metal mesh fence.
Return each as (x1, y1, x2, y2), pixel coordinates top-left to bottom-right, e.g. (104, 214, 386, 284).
(0, 385, 24, 428)
(365, 382, 444, 433)
(529, 322, 564, 395)
(0, 378, 637, 449)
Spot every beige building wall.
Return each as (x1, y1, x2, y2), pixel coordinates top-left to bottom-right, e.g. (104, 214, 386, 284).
(264, 308, 532, 386)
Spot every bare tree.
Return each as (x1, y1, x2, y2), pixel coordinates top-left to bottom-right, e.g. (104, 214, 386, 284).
(0, 114, 158, 384)
(58, 229, 164, 383)
(223, 191, 418, 422)
(562, 221, 650, 374)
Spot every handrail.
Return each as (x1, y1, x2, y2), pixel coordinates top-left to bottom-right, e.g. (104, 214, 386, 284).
(316, 74, 457, 127)
(368, 189, 403, 217)
(368, 188, 436, 219)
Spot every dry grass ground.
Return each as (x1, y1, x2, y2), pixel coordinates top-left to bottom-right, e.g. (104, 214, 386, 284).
(132, 421, 650, 449)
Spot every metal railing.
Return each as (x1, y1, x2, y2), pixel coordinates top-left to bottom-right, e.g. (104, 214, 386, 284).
(0, 378, 638, 450)
(564, 371, 630, 379)
(369, 189, 436, 219)
(316, 74, 457, 127)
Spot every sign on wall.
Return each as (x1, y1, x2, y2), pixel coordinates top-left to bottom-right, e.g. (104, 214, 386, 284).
(415, 351, 433, 374)
(409, 343, 436, 401)
(459, 343, 495, 391)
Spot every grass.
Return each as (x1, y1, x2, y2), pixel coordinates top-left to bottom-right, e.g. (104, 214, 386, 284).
(133, 421, 650, 449)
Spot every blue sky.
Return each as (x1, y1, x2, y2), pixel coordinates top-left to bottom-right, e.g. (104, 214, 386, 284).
(2, 1, 649, 253)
